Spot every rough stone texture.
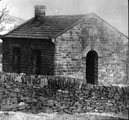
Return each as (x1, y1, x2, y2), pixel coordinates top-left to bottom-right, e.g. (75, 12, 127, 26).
(55, 15, 128, 85)
(2, 14, 129, 85)
(0, 73, 128, 116)
(2, 38, 54, 75)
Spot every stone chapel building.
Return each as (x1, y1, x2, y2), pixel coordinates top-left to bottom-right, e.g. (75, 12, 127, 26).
(1, 5, 129, 85)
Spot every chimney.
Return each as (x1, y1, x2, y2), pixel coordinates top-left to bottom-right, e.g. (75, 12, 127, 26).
(34, 5, 46, 23)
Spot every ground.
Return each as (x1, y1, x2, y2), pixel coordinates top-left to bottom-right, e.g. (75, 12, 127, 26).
(0, 112, 128, 120)
(0, 63, 2, 71)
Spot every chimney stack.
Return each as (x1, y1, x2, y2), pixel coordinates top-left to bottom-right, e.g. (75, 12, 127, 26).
(34, 5, 46, 22)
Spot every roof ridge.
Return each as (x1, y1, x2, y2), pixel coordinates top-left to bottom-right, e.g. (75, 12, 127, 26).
(46, 14, 87, 17)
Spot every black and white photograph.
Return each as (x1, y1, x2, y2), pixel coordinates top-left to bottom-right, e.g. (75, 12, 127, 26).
(0, 0, 128, 119)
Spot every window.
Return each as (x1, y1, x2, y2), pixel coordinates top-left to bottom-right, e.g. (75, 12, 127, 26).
(12, 47, 21, 73)
(32, 49, 41, 75)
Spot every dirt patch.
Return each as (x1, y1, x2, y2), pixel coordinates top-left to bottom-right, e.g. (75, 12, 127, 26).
(0, 112, 128, 120)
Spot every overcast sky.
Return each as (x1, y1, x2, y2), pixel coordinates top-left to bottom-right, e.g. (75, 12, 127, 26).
(0, 0, 128, 36)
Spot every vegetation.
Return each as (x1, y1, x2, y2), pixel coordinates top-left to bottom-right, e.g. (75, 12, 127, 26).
(0, 4, 8, 31)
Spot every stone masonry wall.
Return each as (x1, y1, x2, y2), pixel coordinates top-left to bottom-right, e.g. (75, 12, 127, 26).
(55, 14, 128, 85)
(2, 38, 54, 75)
(2, 14, 128, 85)
(91, 16, 128, 85)
(0, 73, 129, 116)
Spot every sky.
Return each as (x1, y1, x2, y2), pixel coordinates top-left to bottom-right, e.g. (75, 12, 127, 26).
(0, 0, 128, 36)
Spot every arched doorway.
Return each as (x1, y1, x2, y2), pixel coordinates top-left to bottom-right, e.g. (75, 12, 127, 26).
(86, 50, 98, 84)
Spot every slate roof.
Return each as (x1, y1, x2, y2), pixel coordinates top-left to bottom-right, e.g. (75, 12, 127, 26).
(4, 14, 87, 39)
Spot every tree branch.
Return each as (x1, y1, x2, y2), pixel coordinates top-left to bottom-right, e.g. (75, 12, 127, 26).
(0, 6, 8, 23)
(0, 5, 8, 31)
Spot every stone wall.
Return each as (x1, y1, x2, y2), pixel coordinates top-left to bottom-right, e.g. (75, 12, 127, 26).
(0, 73, 128, 116)
(55, 14, 128, 85)
(2, 38, 54, 75)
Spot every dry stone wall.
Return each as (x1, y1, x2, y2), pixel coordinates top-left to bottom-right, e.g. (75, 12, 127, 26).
(0, 73, 129, 116)
(55, 15, 128, 85)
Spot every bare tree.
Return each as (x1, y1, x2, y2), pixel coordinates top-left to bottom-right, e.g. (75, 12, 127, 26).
(0, 5, 8, 31)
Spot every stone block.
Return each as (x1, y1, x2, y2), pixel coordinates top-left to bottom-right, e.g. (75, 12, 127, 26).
(46, 99, 55, 106)
(10, 93, 17, 97)
(63, 108, 72, 114)
(18, 105, 26, 110)
(14, 88, 20, 93)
